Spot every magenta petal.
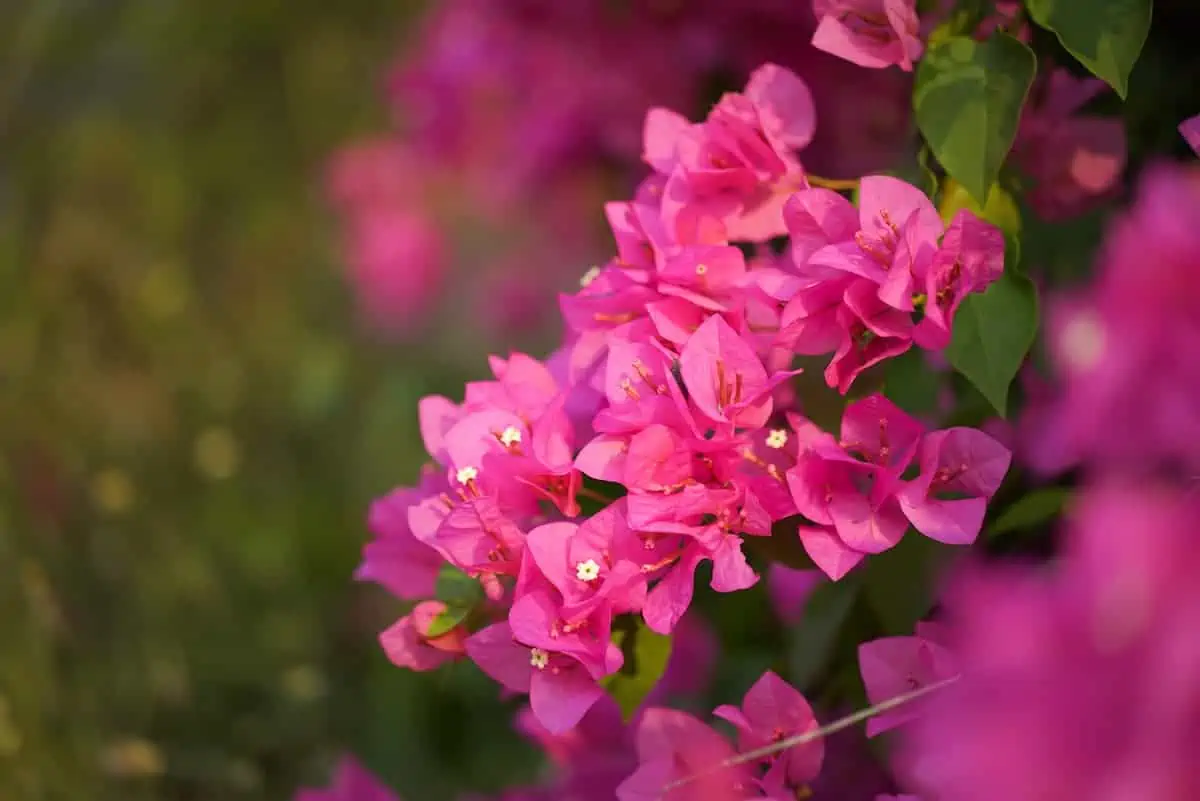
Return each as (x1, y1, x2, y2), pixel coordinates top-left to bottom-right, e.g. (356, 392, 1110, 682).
(530, 666, 605, 734)
(859, 175, 942, 247)
(615, 757, 674, 801)
(829, 492, 908, 554)
(643, 108, 690, 173)
(575, 435, 629, 482)
(1180, 113, 1200, 155)
(811, 15, 893, 69)
(798, 524, 865, 580)
(745, 62, 816, 150)
(464, 623, 532, 693)
(526, 522, 577, 595)
(508, 591, 562, 650)
(712, 703, 754, 733)
(785, 189, 860, 267)
(709, 536, 758, 592)
(899, 493, 987, 545)
(418, 395, 461, 464)
(642, 547, 705, 634)
(766, 564, 823, 625)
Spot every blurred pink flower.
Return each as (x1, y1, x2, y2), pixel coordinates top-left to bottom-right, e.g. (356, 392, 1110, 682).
(1180, 113, 1200, 155)
(900, 483, 1200, 801)
(294, 756, 400, 801)
(1013, 69, 1126, 220)
(811, 0, 924, 72)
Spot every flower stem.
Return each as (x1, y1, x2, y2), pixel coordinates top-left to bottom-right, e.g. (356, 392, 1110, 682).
(577, 486, 616, 505)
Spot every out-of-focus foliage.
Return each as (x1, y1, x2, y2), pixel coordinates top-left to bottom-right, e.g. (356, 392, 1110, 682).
(0, 2, 537, 799)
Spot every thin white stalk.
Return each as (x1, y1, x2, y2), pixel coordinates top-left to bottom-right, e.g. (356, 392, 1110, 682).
(661, 675, 960, 795)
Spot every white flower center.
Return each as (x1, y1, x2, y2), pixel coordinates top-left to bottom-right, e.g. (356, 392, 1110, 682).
(499, 426, 522, 447)
(695, 263, 708, 276)
(455, 465, 479, 484)
(529, 647, 550, 670)
(575, 559, 601, 582)
(766, 429, 789, 449)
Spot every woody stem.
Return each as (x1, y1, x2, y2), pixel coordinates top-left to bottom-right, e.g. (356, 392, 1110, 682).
(807, 174, 861, 191)
(577, 486, 616, 505)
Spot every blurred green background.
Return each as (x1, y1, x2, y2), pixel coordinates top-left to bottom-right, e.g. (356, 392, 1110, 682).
(0, 2, 548, 799)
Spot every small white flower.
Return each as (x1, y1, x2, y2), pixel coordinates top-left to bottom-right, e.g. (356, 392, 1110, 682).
(575, 559, 601, 582)
(529, 647, 550, 670)
(765, 429, 789, 449)
(455, 465, 479, 484)
(499, 426, 523, 447)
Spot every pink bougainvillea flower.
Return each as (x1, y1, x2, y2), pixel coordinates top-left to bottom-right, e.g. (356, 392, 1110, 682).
(778, 275, 855, 357)
(1021, 165, 1200, 473)
(1013, 69, 1126, 221)
(912, 210, 1005, 351)
(858, 620, 958, 736)
(899, 483, 1200, 801)
(412, 495, 526, 585)
(645, 63, 815, 243)
(636, 487, 769, 633)
(766, 564, 824, 626)
(811, 0, 924, 72)
(897, 427, 1011, 545)
(825, 280, 914, 393)
(801, 176, 942, 299)
(356, 470, 446, 600)
(787, 395, 920, 560)
(679, 315, 789, 430)
(465, 619, 612, 734)
(343, 209, 446, 336)
(1181, 114, 1200, 155)
(379, 601, 465, 672)
(293, 755, 401, 801)
(524, 519, 648, 621)
(712, 670, 823, 791)
(616, 708, 750, 801)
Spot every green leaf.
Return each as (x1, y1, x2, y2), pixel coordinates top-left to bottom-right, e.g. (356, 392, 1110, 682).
(602, 617, 673, 720)
(939, 178, 1021, 239)
(786, 577, 861, 692)
(945, 270, 1039, 417)
(435, 564, 484, 607)
(861, 535, 950, 635)
(989, 487, 1072, 538)
(883, 348, 943, 419)
(1026, 0, 1151, 98)
(914, 33, 1036, 203)
(425, 603, 471, 638)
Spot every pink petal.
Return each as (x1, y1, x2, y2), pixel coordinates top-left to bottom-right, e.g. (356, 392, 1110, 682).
(1181, 114, 1200, 155)
(798, 524, 866, 580)
(530, 666, 605, 734)
(745, 63, 817, 150)
(643, 108, 690, 173)
(464, 623, 532, 692)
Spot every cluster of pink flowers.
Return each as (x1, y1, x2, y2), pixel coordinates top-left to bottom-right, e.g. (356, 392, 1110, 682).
(297, 3, 1200, 801)
(326, 0, 917, 340)
(353, 62, 1012, 757)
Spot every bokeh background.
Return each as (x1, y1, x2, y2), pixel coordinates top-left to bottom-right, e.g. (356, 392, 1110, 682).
(0, 2, 501, 799)
(4, 1, 1199, 800)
